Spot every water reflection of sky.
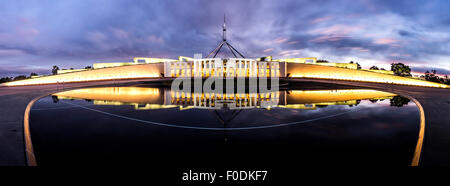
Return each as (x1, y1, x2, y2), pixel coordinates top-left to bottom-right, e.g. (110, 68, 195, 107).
(31, 97, 418, 130)
(29, 86, 421, 166)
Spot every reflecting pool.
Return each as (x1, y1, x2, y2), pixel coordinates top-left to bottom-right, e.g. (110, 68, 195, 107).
(29, 85, 421, 167)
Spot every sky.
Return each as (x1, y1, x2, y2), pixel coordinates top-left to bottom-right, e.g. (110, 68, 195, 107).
(1, 0, 450, 77)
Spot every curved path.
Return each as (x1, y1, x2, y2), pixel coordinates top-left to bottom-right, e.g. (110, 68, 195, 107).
(0, 78, 448, 166)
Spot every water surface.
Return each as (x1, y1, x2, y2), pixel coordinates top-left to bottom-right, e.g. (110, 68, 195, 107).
(29, 85, 420, 167)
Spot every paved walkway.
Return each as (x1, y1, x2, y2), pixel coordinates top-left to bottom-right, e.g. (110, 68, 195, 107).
(0, 78, 449, 166)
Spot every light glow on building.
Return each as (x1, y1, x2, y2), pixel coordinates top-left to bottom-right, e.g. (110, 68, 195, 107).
(286, 63, 448, 88)
(4, 63, 163, 86)
(53, 87, 397, 110)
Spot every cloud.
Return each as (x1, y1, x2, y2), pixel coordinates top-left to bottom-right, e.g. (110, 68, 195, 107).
(278, 50, 301, 57)
(273, 37, 288, 44)
(111, 28, 130, 40)
(263, 48, 274, 53)
(147, 35, 164, 44)
(0, 65, 49, 77)
(373, 38, 401, 47)
(310, 16, 333, 24)
(309, 35, 350, 43)
(389, 53, 411, 57)
(310, 24, 362, 36)
(0, 49, 26, 56)
(410, 66, 450, 76)
(0, 0, 449, 76)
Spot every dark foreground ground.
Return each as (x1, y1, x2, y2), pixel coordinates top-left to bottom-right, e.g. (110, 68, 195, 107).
(0, 78, 449, 167)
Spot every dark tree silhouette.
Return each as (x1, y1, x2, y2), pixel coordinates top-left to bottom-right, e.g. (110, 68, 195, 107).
(52, 65, 59, 75)
(424, 70, 445, 83)
(51, 96, 59, 103)
(13, 75, 27, 81)
(390, 96, 410, 107)
(391, 63, 411, 77)
(0, 77, 12, 83)
(369, 66, 379, 70)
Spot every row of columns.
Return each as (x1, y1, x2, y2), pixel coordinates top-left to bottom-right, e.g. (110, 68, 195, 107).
(165, 58, 280, 78)
(166, 91, 280, 109)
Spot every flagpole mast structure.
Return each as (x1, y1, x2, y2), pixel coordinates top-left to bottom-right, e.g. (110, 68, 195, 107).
(207, 15, 245, 58)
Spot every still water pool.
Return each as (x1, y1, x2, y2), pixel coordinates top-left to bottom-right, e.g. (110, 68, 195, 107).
(29, 85, 420, 167)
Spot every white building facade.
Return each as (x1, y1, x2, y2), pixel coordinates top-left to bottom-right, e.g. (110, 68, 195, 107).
(164, 58, 283, 78)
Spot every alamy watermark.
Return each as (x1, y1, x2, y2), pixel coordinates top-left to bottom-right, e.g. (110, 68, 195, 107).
(171, 75, 279, 97)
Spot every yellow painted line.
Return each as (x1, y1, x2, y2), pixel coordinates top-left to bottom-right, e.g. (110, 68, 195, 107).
(24, 94, 49, 166)
(408, 96, 425, 166)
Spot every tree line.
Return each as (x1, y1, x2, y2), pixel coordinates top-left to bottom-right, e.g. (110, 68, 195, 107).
(422, 70, 450, 85)
(0, 72, 38, 83)
(0, 65, 93, 84)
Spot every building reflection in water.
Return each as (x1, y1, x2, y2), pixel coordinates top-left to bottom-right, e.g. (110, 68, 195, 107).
(52, 87, 400, 110)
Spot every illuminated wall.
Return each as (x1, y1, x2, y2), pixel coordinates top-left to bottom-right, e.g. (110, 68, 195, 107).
(92, 62, 135, 69)
(92, 57, 177, 69)
(92, 58, 177, 69)
(274, 57, 317, 63)
(178, 56, 194, 61)
(287, 63, 449, 88)
(315, 62, 358, 70)
(366, 69, 394, 75)
(4, 63, 164, 86)
(133, 57, 177, 63)
(274, 57, 358, 70)
(54, 88, 396, 111)
(57, 68, 88, 74)
(3, 55, 448, 88)
(54, 87, 163, 104)
(284, 89, 396, 104)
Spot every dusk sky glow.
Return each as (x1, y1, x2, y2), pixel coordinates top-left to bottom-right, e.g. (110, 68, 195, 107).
(1, 0, 450, 76)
